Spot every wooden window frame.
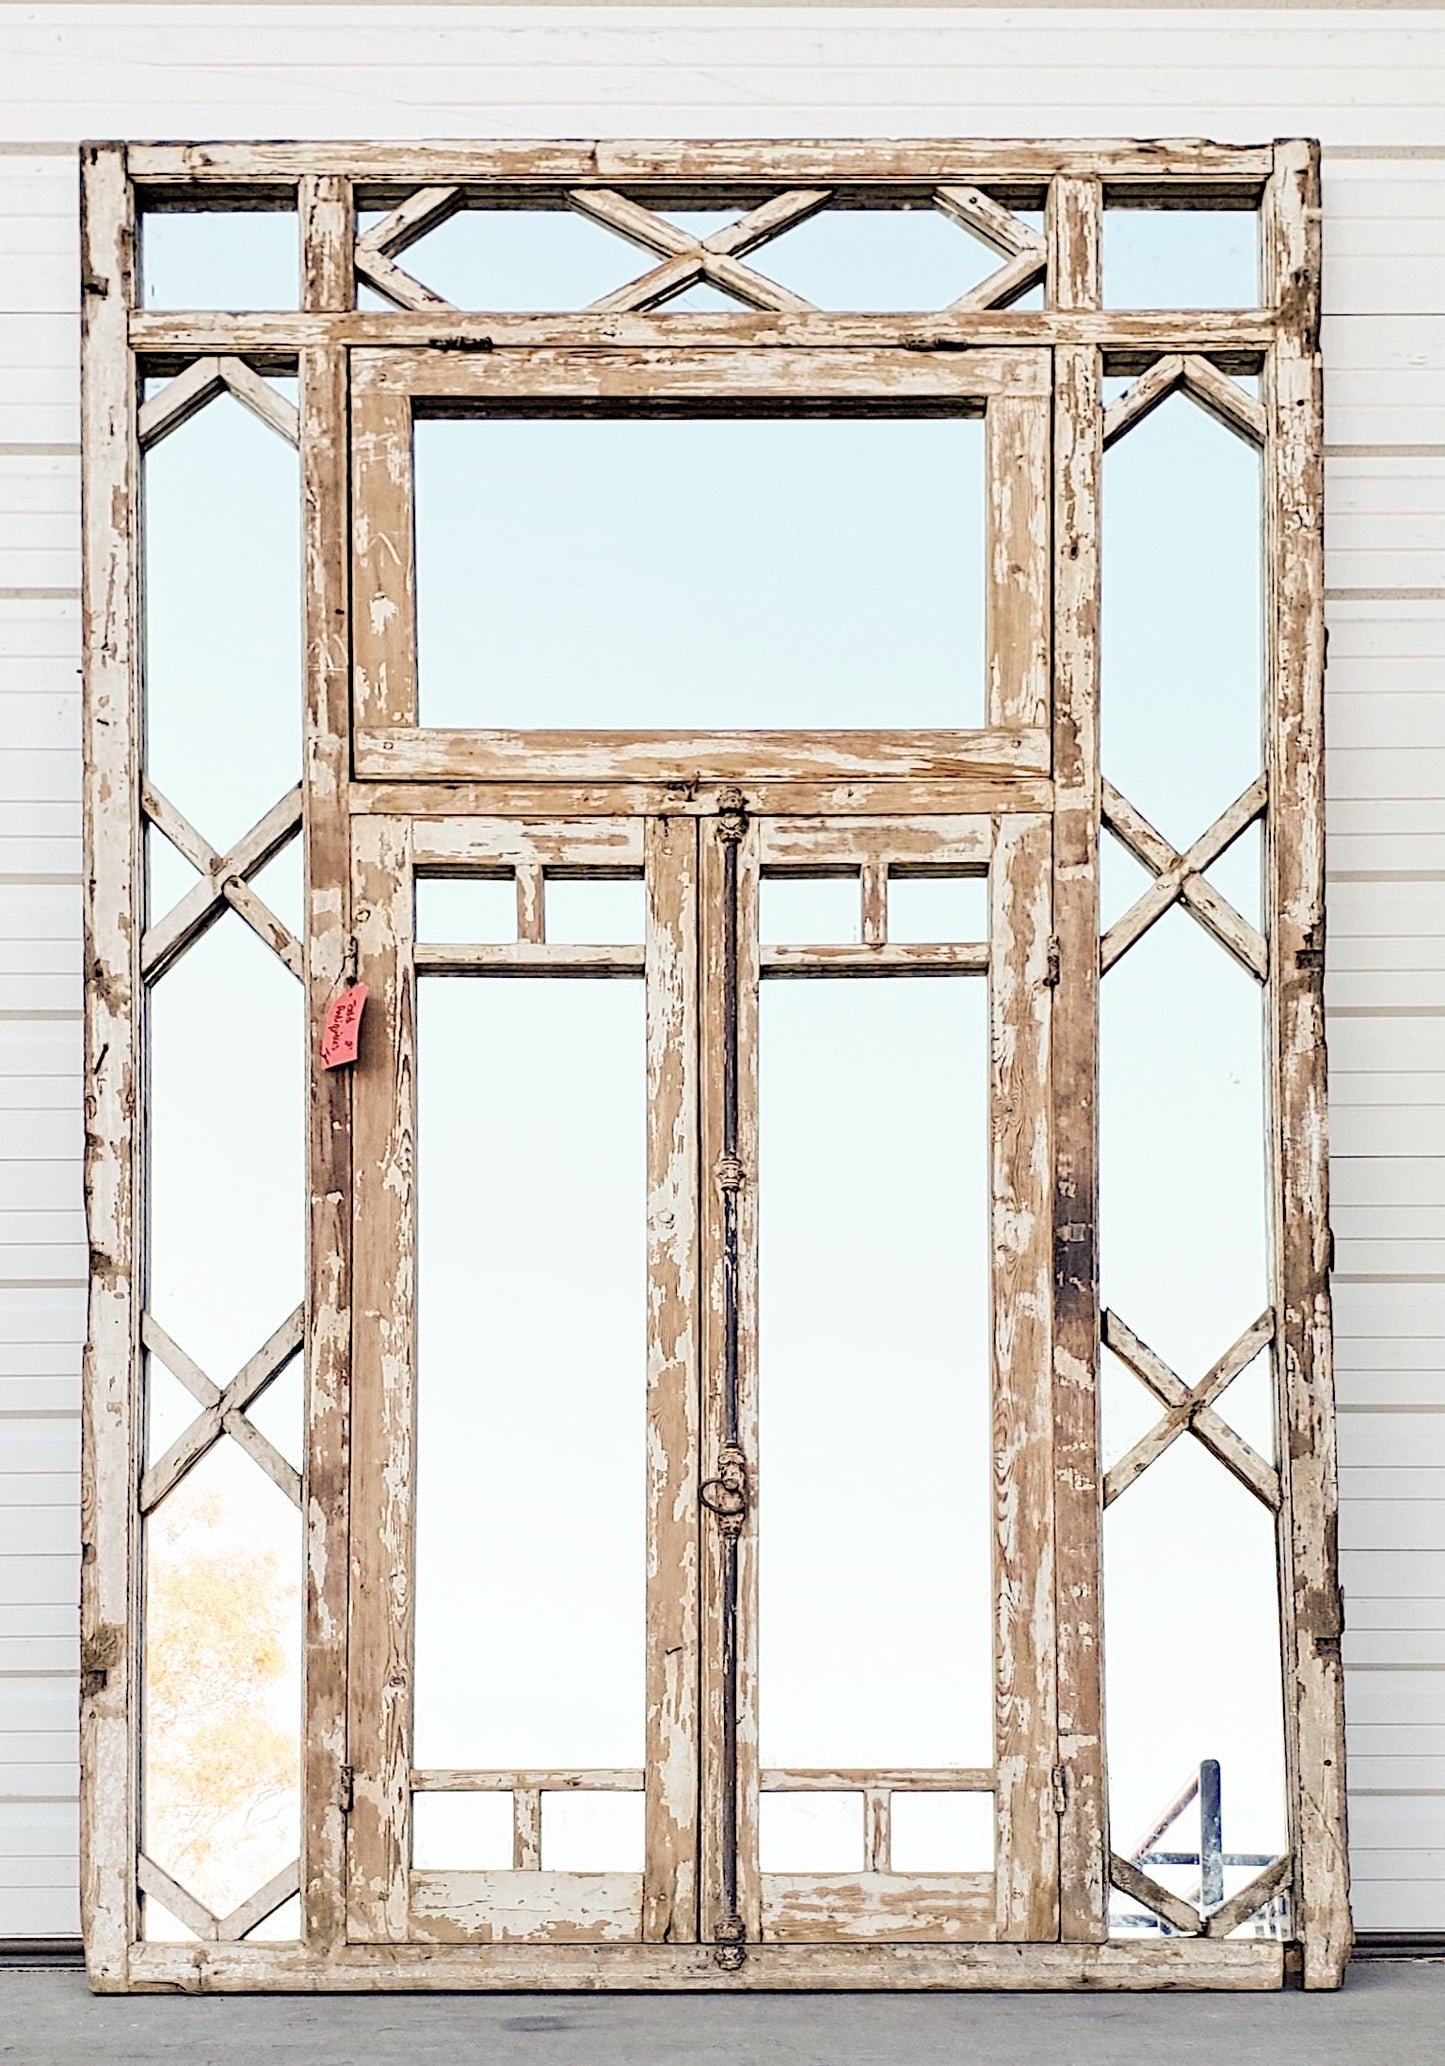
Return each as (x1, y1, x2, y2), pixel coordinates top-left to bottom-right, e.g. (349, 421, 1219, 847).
(80, 136, 1344, 1993)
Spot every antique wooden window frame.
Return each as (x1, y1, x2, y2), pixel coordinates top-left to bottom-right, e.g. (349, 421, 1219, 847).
(80, 136, 1345, 1993)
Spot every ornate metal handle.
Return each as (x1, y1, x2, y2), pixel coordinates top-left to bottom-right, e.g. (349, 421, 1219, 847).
(700, 1445, 749, 1539)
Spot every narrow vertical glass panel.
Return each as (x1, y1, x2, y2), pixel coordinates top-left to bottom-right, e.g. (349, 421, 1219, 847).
(411, 1792, 513, 1871)
(542, 1793, 645, 1872)
(143, 1442, 300, 1921)
(145, 1352, 203, 1467)
(1104, 1436, 1287, 1916)
(759, 1794, 862, 1873)
(145, 394, 300, 853)
(758, 979, 991, 1768)
(1100, 907, 1267, 1380)
(1204, 818, 1263, 931)
(887, 873, 989, 944)
(414, 876, 516, 944)
(1103, 208, 1258, 308)
(544, 877, 646, 945)
(758, 875, 859, 946)
(414, 978, 645, 1769)
(148, 913, 303, 1383)
(395, 207, 641, 310)
(141, 210, 299, 310)
(415, 418, 986, 729)
(756, 206, 1007, 310)
(889, 1792, 994, 1873)
(1102, 393, 1261, 850)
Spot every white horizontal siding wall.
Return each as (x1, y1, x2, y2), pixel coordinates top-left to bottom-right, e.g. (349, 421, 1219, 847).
(1, 0, 1443, 1940)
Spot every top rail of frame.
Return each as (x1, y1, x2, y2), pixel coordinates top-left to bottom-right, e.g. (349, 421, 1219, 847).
(117, 136, 1278, 202)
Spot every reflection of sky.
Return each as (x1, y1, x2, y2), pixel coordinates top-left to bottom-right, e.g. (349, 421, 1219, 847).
(142, 203, 1282, 1890)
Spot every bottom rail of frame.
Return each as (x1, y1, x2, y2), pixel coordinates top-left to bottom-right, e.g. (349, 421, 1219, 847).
(113, 1938, 1286, 1993)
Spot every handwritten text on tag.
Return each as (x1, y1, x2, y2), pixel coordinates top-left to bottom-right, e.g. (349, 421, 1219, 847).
(321, 984, 369, 1069)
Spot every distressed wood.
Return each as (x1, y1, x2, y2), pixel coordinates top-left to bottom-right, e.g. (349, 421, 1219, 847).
(413, 942, 645, 975)
(356, 729, 1050, 787)
(122, 1935, 1285, 1991)
(355, 184, 464, 310)
(1048, 166, 1109, 1951)
(761, 1876, 996, 1942)
(409, 818, 644, 869)
(1102, 1309, 1281, 1512)
(351, 384, 416, 730)
(412, 1769, 644, 1793)
(576, 187, 828, 315)
(139, 783, 304, 980)
(756, 816, 992, 869)
(411, 1872, 643, 1944)
(355, 780, 1054, 821)
(1100, 776, 1269, 982)
(299, 170, 357, 1956)
(1108, 1853, 1202, 1937)
(1263, 136, 1352, 1992)
(131, 308, 1279, 356)
(137, 354, 299, 449)
(346, 816, 417, 1942)
(1102, 352, 1265, 452)
(138, 1307, 305, 1514)
(79, 138, 140, 1996)
(987, 396, 1051, 731)
(643, 814, 702, 1945)
(759, 943, 988, 977)
(990, 815, 1059, 1942)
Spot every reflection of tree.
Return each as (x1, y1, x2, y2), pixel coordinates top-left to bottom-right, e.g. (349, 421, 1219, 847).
(146, 1486, 298, 1913)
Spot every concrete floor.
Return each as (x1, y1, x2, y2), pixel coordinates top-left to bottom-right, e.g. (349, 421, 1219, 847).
(2, 1963, 1443, 2066)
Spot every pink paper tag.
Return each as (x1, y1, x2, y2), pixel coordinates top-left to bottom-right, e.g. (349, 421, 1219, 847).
(320, 983, 369, 1069)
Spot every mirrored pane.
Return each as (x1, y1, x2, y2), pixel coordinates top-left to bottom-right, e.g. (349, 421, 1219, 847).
(1104, 1437, 1287, 1926)
(889, 1791, 994, 1873)
(393, 206, 641, 311)
(887, 873, 988, 944)
(145, 1351, 203, 1468)
(413, 978, 645, 1769)
(142, 211, 298, 310)
(147, 825, 200, 922)
(244, 1354, 304, 1478)
(1100, 907, 1267, 1387)
(412, 1792, 513, 1870)
(759, 1793, 861, 1873)
(1102, 393, 1261, 850)
(1103, 209, 1259, 309)
(249, 838, 303, 943)
(245, 1891, 300, 1942)
(145, 394, 300, 853)
(415, 876, 516, 944)
(415, 418, 986, 728)
(545, 877, 646, 945)
(1211, 1347, 1277, 1467)
(758, 979, 992, 1768)
(143, 1443, 300, 1924)
(148, 912, 303, 1383)
(759, 876, 859, 946)
(542, 1792, 644, 1872)
(1204, 818, 1263, 931)
(757, 205, 1007, 310)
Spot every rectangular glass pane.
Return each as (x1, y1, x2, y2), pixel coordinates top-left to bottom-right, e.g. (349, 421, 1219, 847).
(886, 872, 988, 944)
(142, 210, 299, 310)
(413, 977, 646, 1770)
(412, 1792, 513, 1871)
(759, 1793, 862, 1873)
(757, 978, 992, 1769)
(889, 1791, 994, 1873)
(415, 418, 986, 728)
(1103, 209, 1259, 309)
(759, 875, 860, 946)
(545, 877, 646, 945)
(415, 876, 516, 943)
(542, 1792, 645, 1872)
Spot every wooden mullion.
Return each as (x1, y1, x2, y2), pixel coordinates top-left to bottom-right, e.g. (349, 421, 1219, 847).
(352, 382, 416, 729)
(1262, 137, 1350, 1990)
(346, 816, 416, 1941)
(1047, 167, 1109, 1948)
(300, 171, 356, 1955)
(986, 393, 1050, 732)
(990, 814, 1059, 1942)
(642, 813, 702, 1944)
(80, 138, 140, 1994)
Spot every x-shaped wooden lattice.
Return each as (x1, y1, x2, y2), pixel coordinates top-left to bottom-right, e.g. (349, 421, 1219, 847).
(1101, 774, 1268, 982)
(355, 182, 1047, 315)
(139, 1306, 304, 1516)
(141, 781, 303, 982)
(1102, 1307, 1279, 1513)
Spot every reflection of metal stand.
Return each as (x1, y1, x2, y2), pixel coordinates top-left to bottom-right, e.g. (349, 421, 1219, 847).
(1115, 1761, 1286, 1938)
(708, 792, 749, 1972)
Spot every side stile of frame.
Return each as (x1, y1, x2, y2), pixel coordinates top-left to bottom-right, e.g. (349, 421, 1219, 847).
(1045, 173, 1109, 1945)
(1263, 138, 1351, 1988)
(990, 814, 1059, 1941)
(346, 817, 417, 1940)
(300, 172, 356, 1957)
(79, 139, 140, 1991)
(350, 360, 417, 731)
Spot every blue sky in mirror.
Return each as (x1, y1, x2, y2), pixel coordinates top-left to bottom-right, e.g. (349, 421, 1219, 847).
(415, 417, 985, 729)
(1105, 208, 1258, 309)
(142, 210, 298, 309)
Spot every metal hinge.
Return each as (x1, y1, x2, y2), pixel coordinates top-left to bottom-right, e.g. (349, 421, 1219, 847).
(337, 1763, 354, 1816)
(1051, 1764, 1069, 1816)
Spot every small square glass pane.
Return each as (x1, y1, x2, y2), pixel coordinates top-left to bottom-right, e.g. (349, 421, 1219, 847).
(760, 876, 860, 946)
(415, 877, 516, 944)
(890, 1791, 995, 1873)
(142, 211, 299, 310)
(887, 873, 988, 944)
(545, 877, 646, 945)
(759, 1792, 862, 1873)
(412, 1791, 513, 1870)
(542, 1792, 644, 1872)
(1103, 209, 1259, 309)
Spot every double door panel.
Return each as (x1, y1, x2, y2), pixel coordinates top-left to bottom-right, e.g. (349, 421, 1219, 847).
(345, 803, 1059, 1954)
